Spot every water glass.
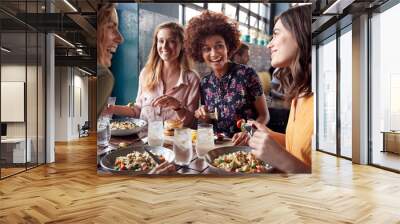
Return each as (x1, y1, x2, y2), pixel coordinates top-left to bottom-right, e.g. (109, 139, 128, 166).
(196, 123, 215, 158)
(97, 117, 111, 147)
(148, 120, 164, 146)
(173, 128, 193, 166)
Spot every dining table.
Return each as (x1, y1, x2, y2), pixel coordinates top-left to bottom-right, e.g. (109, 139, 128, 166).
(98, 130, 277, 175)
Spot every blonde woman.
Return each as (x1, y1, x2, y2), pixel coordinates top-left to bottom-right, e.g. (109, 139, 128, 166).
(108, 22, 200, 127)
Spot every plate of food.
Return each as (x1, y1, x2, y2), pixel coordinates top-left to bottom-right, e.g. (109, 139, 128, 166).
(205, 146, 272, 175)
(110, 118, 147, 136)
(100, 146, 175, 174)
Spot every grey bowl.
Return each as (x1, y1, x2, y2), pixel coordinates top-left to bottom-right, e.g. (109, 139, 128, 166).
(110, 118, 147, 136)
(205, 146, 272, 175)
(100, 146, 174, 175)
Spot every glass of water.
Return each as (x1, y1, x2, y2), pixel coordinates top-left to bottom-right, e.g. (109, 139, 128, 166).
(173, 128, 193, 166)
(97, 117, 111, 147)
(196, 123, 215, 159)
(148, 120, 164, 146)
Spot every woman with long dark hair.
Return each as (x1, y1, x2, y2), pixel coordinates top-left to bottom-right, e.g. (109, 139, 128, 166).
(249, 5, 313, 173)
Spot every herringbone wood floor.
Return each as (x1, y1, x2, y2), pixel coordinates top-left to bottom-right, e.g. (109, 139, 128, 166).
(1, 135, 399, 223)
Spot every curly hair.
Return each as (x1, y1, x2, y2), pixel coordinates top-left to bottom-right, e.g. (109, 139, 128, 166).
(184, 10, 241, 63)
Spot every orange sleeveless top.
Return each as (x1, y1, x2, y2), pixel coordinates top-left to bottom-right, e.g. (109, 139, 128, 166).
(285, 95, 313, 166)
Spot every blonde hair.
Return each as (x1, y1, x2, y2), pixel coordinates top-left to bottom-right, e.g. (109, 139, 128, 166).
(143, 22, 193, 91)
(97, 3, 116, 66)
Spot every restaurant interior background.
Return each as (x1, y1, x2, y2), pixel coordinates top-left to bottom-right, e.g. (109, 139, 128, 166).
(98, 2, 296, 175)
(0, 0, 399, 222)
(0, 0, 399, 177)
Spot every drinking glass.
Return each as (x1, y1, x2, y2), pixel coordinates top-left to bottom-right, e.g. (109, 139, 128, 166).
(97, 117, 111, 147)
(196, 123, 215, 159)
(173, 128, 193, 166)
(148, 120, 164, 146)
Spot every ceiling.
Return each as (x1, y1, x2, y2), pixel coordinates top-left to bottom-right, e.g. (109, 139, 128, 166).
(0, 0, 97, 73)
(311, 0, 390, 43)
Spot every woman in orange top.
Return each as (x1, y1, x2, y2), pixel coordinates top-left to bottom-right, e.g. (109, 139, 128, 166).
(249, 5, 312, 173)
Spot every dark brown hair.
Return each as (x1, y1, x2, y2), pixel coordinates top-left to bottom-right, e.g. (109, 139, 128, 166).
(184, 10, 241, 63)
(231, 42, 249, 60)
(274, 5, 312, 101)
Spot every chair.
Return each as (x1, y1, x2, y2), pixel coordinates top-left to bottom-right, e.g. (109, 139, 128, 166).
(79, 121, 90, 138)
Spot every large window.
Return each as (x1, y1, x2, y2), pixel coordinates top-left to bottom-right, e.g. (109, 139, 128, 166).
(179, 3, 270, 43)
(370, 2, 400, 171)
(339, 27, 352, 158)
(317, 36, 337, 154)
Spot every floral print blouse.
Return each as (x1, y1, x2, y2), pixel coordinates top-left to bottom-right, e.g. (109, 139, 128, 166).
(200, 62, 264, 137)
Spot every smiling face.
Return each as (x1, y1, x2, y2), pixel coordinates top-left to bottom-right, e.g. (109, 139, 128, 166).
(267, 19, 298, 68)
(201, 35, 229, 75)
(156, 28, 182, 63)
(100, 8, 123, 67)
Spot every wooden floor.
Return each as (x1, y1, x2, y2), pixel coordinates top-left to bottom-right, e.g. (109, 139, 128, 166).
(0, 135, 400, 223)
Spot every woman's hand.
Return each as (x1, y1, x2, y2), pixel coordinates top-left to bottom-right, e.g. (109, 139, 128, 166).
(248, 122, 274, 162)
(101, 104, 116, 117)
(148, 161, 176, 175)
(232, 132, 250, 146)
(104, 104, 139, 117)
(194, 105, 210, 122)
(248, 121, 311, 173)
(152, 95, 181, 110)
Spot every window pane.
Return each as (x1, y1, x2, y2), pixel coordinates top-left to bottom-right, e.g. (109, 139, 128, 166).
(250, 3, 259, 14)
(260, 4, 267, 17)
(225, 4, 236, 19)
(260, 20, 265, 32)
(1, 32, 28, 177)
(240, 3, 249, 9)
(239, 10, 248, 24)
(208, 3, 222, 13)
(239, 24, 248, 36)
(317, 37, 337, 154)
(339, 28, 352, 158)
(250, 16, 257, 28)
(185, 7, 201, 24)
(371, 3, 400, 171)
(193, 3, 203, 8)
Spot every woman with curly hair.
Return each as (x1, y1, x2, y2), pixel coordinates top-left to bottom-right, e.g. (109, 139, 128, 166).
(185, 11, 269, 145)
(107, 22, 200, 127)
(249, 5, 312, 173)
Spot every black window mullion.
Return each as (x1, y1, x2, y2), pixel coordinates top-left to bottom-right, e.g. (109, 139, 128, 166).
(25, 0, 28, 171)
(336, 27, 341, 157)
(36, 0, 39, 168)
(316, 44, 319, 151)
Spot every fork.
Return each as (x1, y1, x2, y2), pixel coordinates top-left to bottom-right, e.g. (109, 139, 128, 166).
(143, 147, 162, 165)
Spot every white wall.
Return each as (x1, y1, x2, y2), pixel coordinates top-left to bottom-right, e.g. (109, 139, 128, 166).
(54, 67, 89, 141)
(1, 64, 46, 163)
